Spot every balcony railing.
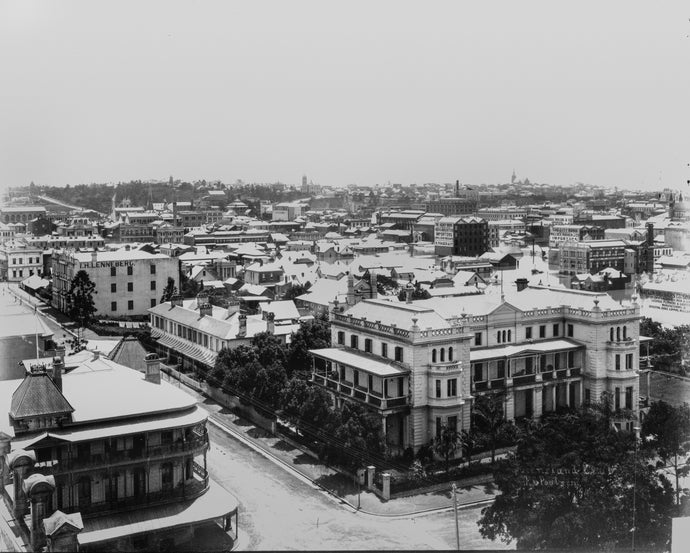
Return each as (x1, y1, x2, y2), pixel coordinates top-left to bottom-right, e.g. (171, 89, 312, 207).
(60, 473, 209, 519)
(34, 436, 209, 475)
(513, 374, 536, 386)
(312, 373, 409, 411)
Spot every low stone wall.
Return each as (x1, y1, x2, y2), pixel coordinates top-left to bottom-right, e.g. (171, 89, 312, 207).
(202, 384, 277, 434)
(390, 473, 494, 500)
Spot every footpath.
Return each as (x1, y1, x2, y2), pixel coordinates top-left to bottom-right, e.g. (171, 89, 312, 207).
(162, 371, 500, 517)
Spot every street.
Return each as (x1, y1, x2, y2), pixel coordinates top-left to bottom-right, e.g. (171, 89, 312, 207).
(206, 423, 511, 550)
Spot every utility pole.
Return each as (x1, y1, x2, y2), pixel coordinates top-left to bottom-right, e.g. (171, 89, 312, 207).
(632, 425, 640, 551)
(452, 483, 460, 551)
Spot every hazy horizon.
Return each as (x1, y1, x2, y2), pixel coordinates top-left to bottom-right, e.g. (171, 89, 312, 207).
(1, 1, 688, 195)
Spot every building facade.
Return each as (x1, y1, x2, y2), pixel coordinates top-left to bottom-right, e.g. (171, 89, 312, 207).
(434, 216, 488, 257)
(310, 286, 641, 455)
(0, 352, 238, 551)
(0, 240, 45, 281)
(51, 248, 178, 317)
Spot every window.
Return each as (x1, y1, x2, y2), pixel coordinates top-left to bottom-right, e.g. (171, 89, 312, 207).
(128, 300, 134, 311)
(150, 281, 156, 290)
(553, 324, 560, 337)
(364, 338, 372, 353)
(526, 327, 532, 340)
(448, 347, 453, 361)
(381, 343, 388, 357)
(626, 353, 633, 370)
(435, 379, 442, 398)
(568, 351, 575, 367)
(436, 417, 442, 439)
(447, 378, 457, 397)
(204, 334, 208, 348)
(111, 283, 117, 293)
(625, 386, 633, 410)
(448, 415, 458, 431)
(610, 327, 614, 341)
(539, 325, 546, 338)
(432, 349, 437, 363)
(623, 326, 627, 340)
(150, 264, 156, 274)
(111, 267, 116, 277)
(615, 387, 621, 410)
(507, 330, 511, 342)
(440, 348, 445, 362)
(127, 282, 133, 292)
(474, 332, 482, 346)
(615, 354, 621, 370)
(525, 357, 534, 374)
(367, 374, 373, 390)
(497, 360, 505, 378)
(616, 327, 621, 341)
(337, 331, 345, 345)
(111, 301, 117, 311)
(150, 298, 156, 307)
(350, 335, 358, 349)
(394, 347, 403, 362)
(354, 370, 359, 386)
(473, 363, 483, 382)
(497, 331, 502, 344)
(127, 266, 133, 276)
(567, 324, 574, 337)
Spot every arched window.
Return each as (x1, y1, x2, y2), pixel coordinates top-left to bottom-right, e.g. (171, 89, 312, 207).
(623, 326, 627, 340)
(448, 347, 453, 361)
(432, 349, 437, 363)
(497, 331, 501, 343)
(610, 328, 614, 342)
(507, 330, 512, 342)
(616, 327, 621, 342)
(440, 348, 445, 362)
(502, 330, 507, 343)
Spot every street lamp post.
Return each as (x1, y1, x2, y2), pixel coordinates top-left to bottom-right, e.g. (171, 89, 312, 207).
(452, 483, 460, 551)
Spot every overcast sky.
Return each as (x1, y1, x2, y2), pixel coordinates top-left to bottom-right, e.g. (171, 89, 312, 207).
(0, 1, 688, 192)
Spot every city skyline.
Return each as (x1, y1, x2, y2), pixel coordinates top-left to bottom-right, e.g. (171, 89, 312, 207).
(1, 1, 688, 194)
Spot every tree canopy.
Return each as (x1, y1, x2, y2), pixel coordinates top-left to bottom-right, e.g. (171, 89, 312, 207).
(160, 277, 178, 304)
(478, 407, 675, 550)
(66, 270, 97, 324)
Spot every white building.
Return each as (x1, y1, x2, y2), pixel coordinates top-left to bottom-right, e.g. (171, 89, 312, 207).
(51, 248, 179, 317)
(0, 240, 44, 281)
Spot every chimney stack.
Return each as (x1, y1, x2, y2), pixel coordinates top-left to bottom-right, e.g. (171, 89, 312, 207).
(237, 314, 247, 337)
(171, 295, 183, 307)
(370, 270, 378, 300)
(55, 346, 65, 363)
(51, 357, 64, 392)
(346, 273, 355, 306)
(225, 293, 240, 319)
(197, 293, 213, 317)
(405, 281, 414, 304)
(265, 312, 275, 334)
(515, 278, 529, 292)
(92, 350, 100, 361)
(455, 179, 460, 197)
(144, 353, 161, 384)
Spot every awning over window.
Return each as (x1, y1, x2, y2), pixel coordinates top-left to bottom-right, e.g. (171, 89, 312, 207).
(152, 329, 217, 367)
(310, 348, 408, 377)
(78, 480, 238, 546)
(470, 339, 582, 363)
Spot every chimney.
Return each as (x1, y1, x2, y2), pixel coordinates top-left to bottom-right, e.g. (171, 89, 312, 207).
(55, 346, 65, 363)
(237, 314, 247, 337)
(405, 281, 414, 304)
(92, 350, 100, 361)
(51, 357, 64, 392)
(124, 244, 130, 251)
(370, 270, 378, 300)
(144, 353, 161, 384)
(171, 295, 183, 307)
(266, 312, 275, 334)
(197, 293, 213, 317)
(225, 294, 240, 318)
(515, 278, 529, 292)
(346, 273, 355, 305)
(455, 179, 460, 197)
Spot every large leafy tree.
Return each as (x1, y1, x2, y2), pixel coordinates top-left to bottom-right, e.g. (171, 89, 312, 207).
(642, 400, 690, 506)
(327, 402, 385, 469)
(160, 277, 178, 303)
(66, 270, 97, 325)
(434, 424, 461, 472)
(639, 317, 690, 375)
(478, 408, 676, 550)
(287, 316, 331, 377)
(473, 391, 510, 464)
(251, 332, 288, 371)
